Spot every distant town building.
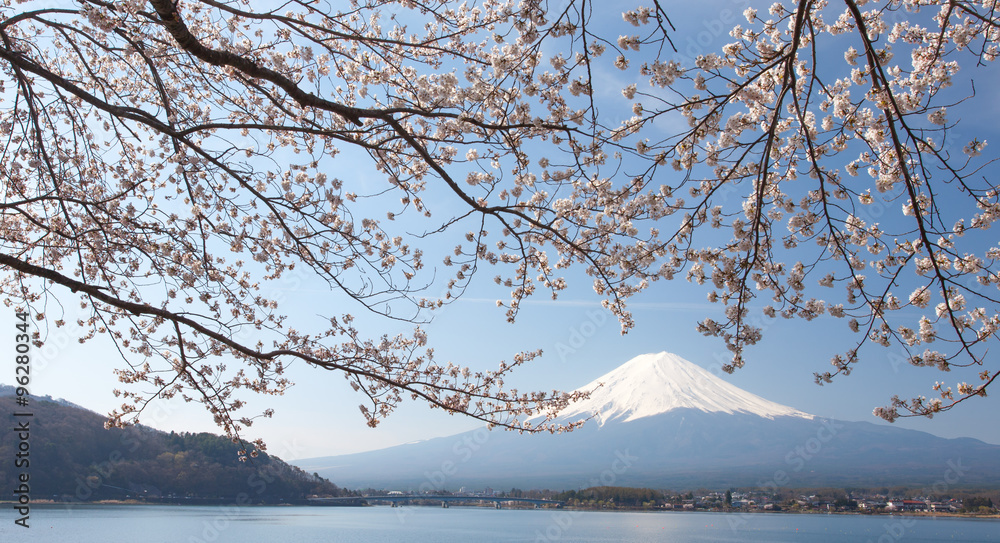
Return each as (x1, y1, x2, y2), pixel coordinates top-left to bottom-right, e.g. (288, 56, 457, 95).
(886, 500, 927, 511)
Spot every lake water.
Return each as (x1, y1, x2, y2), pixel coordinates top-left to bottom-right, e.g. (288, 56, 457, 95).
(2, 504, 998, 542)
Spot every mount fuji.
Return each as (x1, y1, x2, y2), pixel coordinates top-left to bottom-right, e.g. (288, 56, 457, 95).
(549, 352, 812, 424)
(295, 352, 1000, 490)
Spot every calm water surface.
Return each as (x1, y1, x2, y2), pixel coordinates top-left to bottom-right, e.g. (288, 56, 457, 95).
(2, 504, 997, 542)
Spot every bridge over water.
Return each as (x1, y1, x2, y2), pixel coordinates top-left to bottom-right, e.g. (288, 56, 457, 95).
(309, 495, 564, 509)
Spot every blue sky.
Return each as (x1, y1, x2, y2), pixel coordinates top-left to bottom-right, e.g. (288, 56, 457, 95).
(3, 0, 1000, 462)
(5, 258, 998, 460)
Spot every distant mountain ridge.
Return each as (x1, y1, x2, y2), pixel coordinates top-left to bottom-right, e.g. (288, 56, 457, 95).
(0, 383, 86, 410)
(0, 390, 348, 502)
(295, 352, 1000, 490)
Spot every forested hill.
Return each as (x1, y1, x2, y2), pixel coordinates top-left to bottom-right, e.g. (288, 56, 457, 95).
(0, 390, 348, 503)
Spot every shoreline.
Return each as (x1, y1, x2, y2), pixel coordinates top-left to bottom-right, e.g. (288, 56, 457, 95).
(5, 499, 998, 520)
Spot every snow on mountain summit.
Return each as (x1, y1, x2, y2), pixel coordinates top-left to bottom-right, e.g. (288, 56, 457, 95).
(555, 352, 814, 425)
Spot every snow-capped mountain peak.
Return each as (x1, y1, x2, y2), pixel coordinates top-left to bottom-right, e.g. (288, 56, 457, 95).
(555, 351, 813, 425)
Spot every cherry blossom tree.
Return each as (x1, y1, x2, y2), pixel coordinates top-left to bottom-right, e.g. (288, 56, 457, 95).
(0, 0, 997, 452)
(610, 0, 1000, 422)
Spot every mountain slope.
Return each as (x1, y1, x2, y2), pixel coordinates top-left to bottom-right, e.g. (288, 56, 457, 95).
(0, 391, 348, 502)
(295, 352, 1000, 490)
